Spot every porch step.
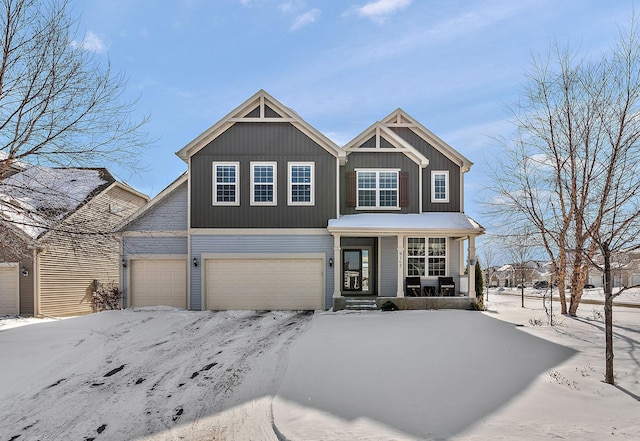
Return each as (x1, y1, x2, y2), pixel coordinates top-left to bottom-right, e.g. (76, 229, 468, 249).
(344, 298, 378, 311)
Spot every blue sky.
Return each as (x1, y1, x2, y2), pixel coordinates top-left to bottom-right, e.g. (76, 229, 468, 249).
(69, 0, 634, 229)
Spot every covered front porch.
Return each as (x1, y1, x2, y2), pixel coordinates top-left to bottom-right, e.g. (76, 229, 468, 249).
(327, 213, 485, 311)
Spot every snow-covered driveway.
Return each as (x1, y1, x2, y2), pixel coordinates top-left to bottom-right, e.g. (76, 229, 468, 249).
(0, 308, 312, 441)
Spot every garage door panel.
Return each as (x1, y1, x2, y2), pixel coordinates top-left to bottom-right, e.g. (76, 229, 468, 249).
(0, 264, 19, 315)
(206, 257, 323, 310)
(130, 259, 187, 308)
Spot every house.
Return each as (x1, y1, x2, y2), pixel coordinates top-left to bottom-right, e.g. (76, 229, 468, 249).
(0, 166, 148, 317)
(119, 90, 484, 311)
(489, 261, 550, 288)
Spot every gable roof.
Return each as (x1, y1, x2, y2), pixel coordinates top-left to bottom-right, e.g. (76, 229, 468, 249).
(176, 90, 346, 164)
(343, 121, 429, 167)
(381, 109, 473, 172)
(0, 166, 116, 239)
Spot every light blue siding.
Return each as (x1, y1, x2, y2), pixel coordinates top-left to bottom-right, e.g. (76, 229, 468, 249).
(380, 236, 398, 296)
(126, 182, 188, 232)
(190, 233, 334, 310)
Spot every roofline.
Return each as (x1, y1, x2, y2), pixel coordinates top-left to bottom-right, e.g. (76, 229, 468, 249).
(382, 108, 473, 172)
(115, 172, 188, 232)
(343, 122, 429, 168)
(175, 89, 346, 164)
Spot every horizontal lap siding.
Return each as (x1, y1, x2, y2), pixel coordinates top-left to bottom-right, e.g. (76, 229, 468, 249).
(38, 188, 147, 317)
(126, 182, 188, 231)
(190, 233, 334, 310)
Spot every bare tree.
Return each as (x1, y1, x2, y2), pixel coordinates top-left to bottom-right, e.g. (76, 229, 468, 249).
(490, 17, 640, 384)
(478, 238, 498, 300)
(504, 226, 539, 308)
(0, 0, 149, 245)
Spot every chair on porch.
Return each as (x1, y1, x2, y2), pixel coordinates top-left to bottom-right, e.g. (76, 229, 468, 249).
(438, 277, 455, 296)
(405, 277, 422, 297)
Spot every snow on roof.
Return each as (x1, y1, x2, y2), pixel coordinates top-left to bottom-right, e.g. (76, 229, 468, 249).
(0, 167, 112, 239)
(328, 213, 485, 234)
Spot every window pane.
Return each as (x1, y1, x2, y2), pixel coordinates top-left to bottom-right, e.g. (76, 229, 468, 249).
(253, 165, 273, 183)
(216, 165, 236, 183)
(254, 184, 273, 202)
(429, 238, 446, 256)
(434, 173, 446, 200)
(217, 184, 235, 202)
(408, 257, 425, 276)
(291, 165, 311, 183)
(428, 258, 446, 276)
(379, 190, 397, 206)
(379, 172, 397, 189)
(408, 238, 425, 256)
(358, 189, 376, 206)
(291, 184, 311, 202)
(358, 172, 376, 189)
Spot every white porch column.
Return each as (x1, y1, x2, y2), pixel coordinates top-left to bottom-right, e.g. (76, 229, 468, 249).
(397, 235, 405, 297)
(333, 234, 341, 298)
(468, 235, 476, 299)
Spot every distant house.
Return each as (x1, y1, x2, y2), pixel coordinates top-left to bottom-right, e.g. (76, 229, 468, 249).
(489, 261, 550, 288)
(119, 90, 484, 311)
(0, 166, 148, 317)
(587, 246, 640, 288)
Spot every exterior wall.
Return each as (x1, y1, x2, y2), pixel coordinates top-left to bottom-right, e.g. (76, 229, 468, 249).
(190, 122, 337, 228)
(340, 152, 419, 215)
(379, 236, 398, 296)
(38, 186, 147, 317)
(0, 229, 35, 315)
(126, 181, 188, 232)
(389, 127, 462, 212)
(19, 254, 34, 315)
(190, 233, 334, 310)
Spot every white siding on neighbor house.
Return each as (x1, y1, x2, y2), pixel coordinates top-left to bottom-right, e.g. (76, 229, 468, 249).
(190, 233, 334, 310)
(38, 186, 146, 317)
(0, 263, 19, 315)
(126, 182, 188, 232)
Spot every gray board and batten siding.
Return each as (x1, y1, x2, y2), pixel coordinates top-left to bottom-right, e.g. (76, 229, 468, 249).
(389, 126, 461, 212)
(341, 152, 420, 215)
(190, 122, 338, 229)
(190, 234, 335, 310)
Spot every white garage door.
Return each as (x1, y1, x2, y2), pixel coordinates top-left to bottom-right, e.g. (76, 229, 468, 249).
(130, 259, 187, 308)
(205, 257, 324, 310)
(0, 263, 19, 315)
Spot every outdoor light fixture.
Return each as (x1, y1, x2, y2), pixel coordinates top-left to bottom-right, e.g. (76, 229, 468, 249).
(193, 257, 198, 267)
(329, 257, 334, 267)
(21, 267, 29, 276)
(122, 258, 127, 268)
(469, 258, 476, 266)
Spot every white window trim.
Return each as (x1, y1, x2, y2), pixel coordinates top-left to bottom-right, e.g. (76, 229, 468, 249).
(431, 170, 449, 203)
(355, 168, 401, 210)
(406, 236, 447, 278)
(288, 162, 315, 206)
(213, 161, 239, 206)
(250, 161, 277, 206)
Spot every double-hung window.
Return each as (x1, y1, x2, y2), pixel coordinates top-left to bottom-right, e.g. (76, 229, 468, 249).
(356, 169, 399, 209)
(251, 162, 277, 205)
(407, 237, 447, 277)
(432, 171, 449, 203)
(213, 162, 239, 205)
(288, 162, 314, 205)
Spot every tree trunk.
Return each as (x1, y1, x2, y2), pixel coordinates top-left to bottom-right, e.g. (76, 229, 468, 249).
(568, 252, 585, 316)
(557, 248, 568, 314)
(603, 244, 615, 385)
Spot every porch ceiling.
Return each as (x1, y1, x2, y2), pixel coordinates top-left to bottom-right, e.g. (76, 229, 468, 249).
(327, 213, 485, 236)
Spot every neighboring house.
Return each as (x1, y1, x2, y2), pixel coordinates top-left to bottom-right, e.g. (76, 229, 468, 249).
(587, 246, 640, 288)
(0, 166, 148, 317)
(119, 90, 484, 311)
(490, 261, 552, 288)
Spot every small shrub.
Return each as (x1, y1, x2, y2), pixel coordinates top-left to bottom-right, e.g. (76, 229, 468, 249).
(380, 300, 399, 311)
(94, 282, 123, 311)
(529, 318, 545, 326)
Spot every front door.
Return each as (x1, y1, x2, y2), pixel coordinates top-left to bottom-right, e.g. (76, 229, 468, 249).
(342, 248, 370, 293)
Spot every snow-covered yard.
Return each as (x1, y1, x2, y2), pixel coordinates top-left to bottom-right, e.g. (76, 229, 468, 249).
(1, 293, 638, 440)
